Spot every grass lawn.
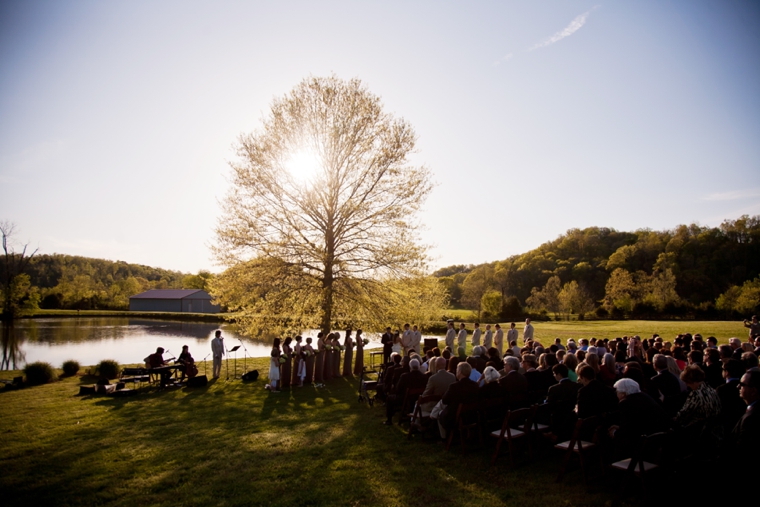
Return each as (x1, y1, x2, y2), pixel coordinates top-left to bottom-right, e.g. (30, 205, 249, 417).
(2, 354, 644, 507)
(2, 319, 746, 506)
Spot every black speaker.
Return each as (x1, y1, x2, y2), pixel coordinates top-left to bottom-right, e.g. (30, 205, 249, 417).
(242, 370, 259, 381)
(187, 375, 208, 387)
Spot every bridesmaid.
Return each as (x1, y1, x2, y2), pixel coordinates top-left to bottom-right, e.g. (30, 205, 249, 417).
(314, 332, 325, 384)
(280, 337, 292, 389)
(304, 337, 315, 384)
(332, 333, 342, 378)
(292, 336, 303, 387)
(266, 337, 281, 392)
(342, 329, 354, 377)
(323, 332, 333, 382)
(353, 329, 365, 376)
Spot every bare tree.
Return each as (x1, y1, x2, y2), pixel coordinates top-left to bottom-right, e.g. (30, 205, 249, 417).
(1, 221, 38, 320)
(213, 76, 435, 334)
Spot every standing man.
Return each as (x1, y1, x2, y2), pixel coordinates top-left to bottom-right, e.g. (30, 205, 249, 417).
(523, 318, 534, 344)
(457, 323, 467, 357)
(381, 327, 393, 365)
(744, 315, 760, 341)
(445, 320, 456, 350)
(412, 325, 422, 355)
(494, 324, 504, 357)
(211, 330, 224, 379)
(471, 322, 482, 347)
(507, 322, 518, 350)
(483, 324, 493, 350)
(402, 323, 413, 356)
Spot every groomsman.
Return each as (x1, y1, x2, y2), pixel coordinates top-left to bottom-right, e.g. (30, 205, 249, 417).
(507, 322, 518, 349)
(412, 325, 422, 354)
(483, 324, 493, 349)
(402, 323, 414, 355)
(523, 318, 534, 344)
(472, 322, 482, 346)
(457, 323, 467, 356)
(445, 320, 456, 349)
(494, 324, 504, 357)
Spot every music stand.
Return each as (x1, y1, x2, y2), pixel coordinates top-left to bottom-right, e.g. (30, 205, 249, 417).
(227, 345, 240, 380)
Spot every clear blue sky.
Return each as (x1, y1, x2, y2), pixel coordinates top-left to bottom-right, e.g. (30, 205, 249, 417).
(1, 1, 759, 273)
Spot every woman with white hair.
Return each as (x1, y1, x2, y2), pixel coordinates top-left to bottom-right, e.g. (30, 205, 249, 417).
(608, 378, 670, 456)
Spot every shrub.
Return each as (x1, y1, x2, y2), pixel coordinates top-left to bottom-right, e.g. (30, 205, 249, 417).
(61, 360, 80, 376)
(95, 359, 120, 380)
(24, 361, 56, 386)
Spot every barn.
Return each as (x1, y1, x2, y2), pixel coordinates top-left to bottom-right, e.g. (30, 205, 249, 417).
(128, 289, 220, 314)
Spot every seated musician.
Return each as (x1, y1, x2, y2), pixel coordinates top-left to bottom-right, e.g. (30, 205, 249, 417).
(176, 345, 197, 381)
(147, 347, 170, 386)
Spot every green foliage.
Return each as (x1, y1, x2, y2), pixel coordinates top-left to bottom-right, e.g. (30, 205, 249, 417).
(18, 254, 187, 311)
(480, 290, 501, 317)
(95, 359, 120, 380)
(23, 361, 56, 386)
(433, 216, 760, 320)
(716, 277, 760, 315)
(182, 270, 214, 291)
(499, 296, 523, 321)
(61, 360, 80, 377)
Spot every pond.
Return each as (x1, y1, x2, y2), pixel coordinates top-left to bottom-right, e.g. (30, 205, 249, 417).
(0, 317, 388, 370)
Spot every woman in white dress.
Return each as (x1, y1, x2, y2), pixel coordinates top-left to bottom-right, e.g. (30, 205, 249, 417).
(391, 331, 402, 355)
(266, 337, 282, 392)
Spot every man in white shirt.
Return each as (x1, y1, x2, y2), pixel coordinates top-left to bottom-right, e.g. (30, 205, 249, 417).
(457, 323, 467, 356)
(523, 318, 534, 344)
(483, 324, 493, 349)
(445, 320, 456, 350)
(507, 322, 518, 350)
(401, 323, 414, 355)
(471, 322, 482, 347)
(494, 324, 504, 357)
(412, 325, 422, 354)
(211, 330, 224, 379)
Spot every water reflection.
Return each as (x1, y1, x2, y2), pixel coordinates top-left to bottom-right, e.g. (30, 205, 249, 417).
(0, 318, 387, 370)
(2, 323, 25, 370)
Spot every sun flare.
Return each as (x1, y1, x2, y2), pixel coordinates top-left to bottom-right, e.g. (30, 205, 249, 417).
(284, 149, 321, 184)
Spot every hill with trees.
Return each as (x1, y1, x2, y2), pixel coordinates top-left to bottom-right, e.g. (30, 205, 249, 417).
(435, 215, 760, 321)
(1, 253, 212, 312)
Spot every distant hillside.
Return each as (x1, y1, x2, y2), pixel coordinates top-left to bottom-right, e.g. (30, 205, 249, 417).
(11, 254, 210, 310)
(434, 215, 760, 320)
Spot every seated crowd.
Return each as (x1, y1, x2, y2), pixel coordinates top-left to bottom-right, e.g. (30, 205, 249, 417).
(377, 331, 760, 472)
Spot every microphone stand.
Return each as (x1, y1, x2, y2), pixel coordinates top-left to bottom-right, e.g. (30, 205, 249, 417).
(239, 339, 249, 377)
(225, 347, 230, 380)
(202, 354, 210, 377)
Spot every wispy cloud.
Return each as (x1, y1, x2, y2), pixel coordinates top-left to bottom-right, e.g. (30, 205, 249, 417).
(492, 53, 513, 67)
(529, 8, 597, 51)
(703, 188, 760, 201)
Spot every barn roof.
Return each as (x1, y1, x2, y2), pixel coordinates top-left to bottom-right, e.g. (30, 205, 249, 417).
(129, 289, 211, 300)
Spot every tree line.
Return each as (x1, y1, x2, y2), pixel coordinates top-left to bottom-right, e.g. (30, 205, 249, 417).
(435, 215, 760, 321)
(1, 251, 213, 314)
